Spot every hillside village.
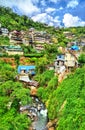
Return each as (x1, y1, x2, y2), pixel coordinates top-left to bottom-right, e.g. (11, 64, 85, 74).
(0, 7, 85, 130)
(0, 13, 85, 86)
(0, 22, 85, 96)
(0, 26, 53, 53)
(0, 23, 85, 76)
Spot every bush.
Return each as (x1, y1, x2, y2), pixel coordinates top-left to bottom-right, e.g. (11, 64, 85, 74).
(0, 36, 10, 45)
(78, 53, 85, 64)
(24, 53, 44, 57)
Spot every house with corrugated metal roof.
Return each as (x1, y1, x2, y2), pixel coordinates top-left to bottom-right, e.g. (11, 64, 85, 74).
(18, 65, 35, 75)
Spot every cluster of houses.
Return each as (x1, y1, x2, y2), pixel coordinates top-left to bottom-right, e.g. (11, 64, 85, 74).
(64, 31, 85, 47)
(0, 24, 53, 54)
(0, 26, 52, 46)
(63, 31, 75, 40)
(0, 24, 84, 80)
(17, 44, 80, 78)
(0, 23, 85, 55)
(54, 45, 80, 74)
(9, 30, 23, 45)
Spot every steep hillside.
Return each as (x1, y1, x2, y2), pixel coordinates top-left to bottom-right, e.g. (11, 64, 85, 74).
(47, 66, 85, 129)
(37, 66, 85, 129)
(0, 6, 85, 48)
(0, 6, 53, 31)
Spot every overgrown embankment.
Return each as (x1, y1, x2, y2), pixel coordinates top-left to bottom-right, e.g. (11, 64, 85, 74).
(36, 67, 85, 130)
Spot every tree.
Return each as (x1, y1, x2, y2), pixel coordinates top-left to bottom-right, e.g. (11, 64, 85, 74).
(47, 67, 85, 129)
(35, 70, 54, 86)
(35, 55, 48, 73)
(37, 72, 58, 103)
(0, 61, 16, 82)
(0, 61, 32, 129)
(0, 36, 10, 45)
(78, 53, 85, 65)
(14, 54, 20, 67)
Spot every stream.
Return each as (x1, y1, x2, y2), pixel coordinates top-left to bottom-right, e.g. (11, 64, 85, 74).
(20, 96, 48, 130)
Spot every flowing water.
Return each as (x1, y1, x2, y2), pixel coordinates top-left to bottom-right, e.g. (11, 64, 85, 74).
(32, 113, 48, 130)
(31, 97, 48, 130)
(20, 96, 48, 130)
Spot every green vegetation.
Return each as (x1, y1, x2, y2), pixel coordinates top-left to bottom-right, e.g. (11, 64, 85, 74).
(37, 66, 85, 130)
(35, 70, 54, 86)
(36, 70, 58, 102)
(24, 53, 44, 57)
(0, 61, 31, 130)
(62, 26, 85, 42)
(0, 36, 10, 45)
(0, 6, 85, 49)
(14, 54, 20, 67)
(54, 67, 85, 130)
(0, 61, 16, 82)
(82, 46, 85, 52)
(78, 53, 85, 65)
(22, 45, 36, 54)
(0, 6, 85, 130)
(0, 6, 51, 31)
(35, 56, 49, 73)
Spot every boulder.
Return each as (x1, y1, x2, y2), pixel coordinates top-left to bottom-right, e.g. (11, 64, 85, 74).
(46, 119, 57, 128)
(30, 86, 37, 96)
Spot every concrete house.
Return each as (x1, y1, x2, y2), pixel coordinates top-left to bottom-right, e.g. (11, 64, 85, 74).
(22, 31, 29, 46)
(65, 52, 76, 67)
(33, 31, 51, 44)
(54, 54, 66, 74)
(56, 55, 65, 65)
(0, 28, 9, 36)
(64, 45, 80, 71)
(34, 31, 46, 43)
(9, 31, 22, 44)
(34, 44, 44, 52)
(63, 31, 75, 40)
(5, 45, 23, 55)
(64, 48, 79, 69)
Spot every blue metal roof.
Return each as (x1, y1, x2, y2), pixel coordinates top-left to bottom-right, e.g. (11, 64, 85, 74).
(18, 65, 35, 74)
(71, 45, 79, 51)
(57, 55, 65, 61)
